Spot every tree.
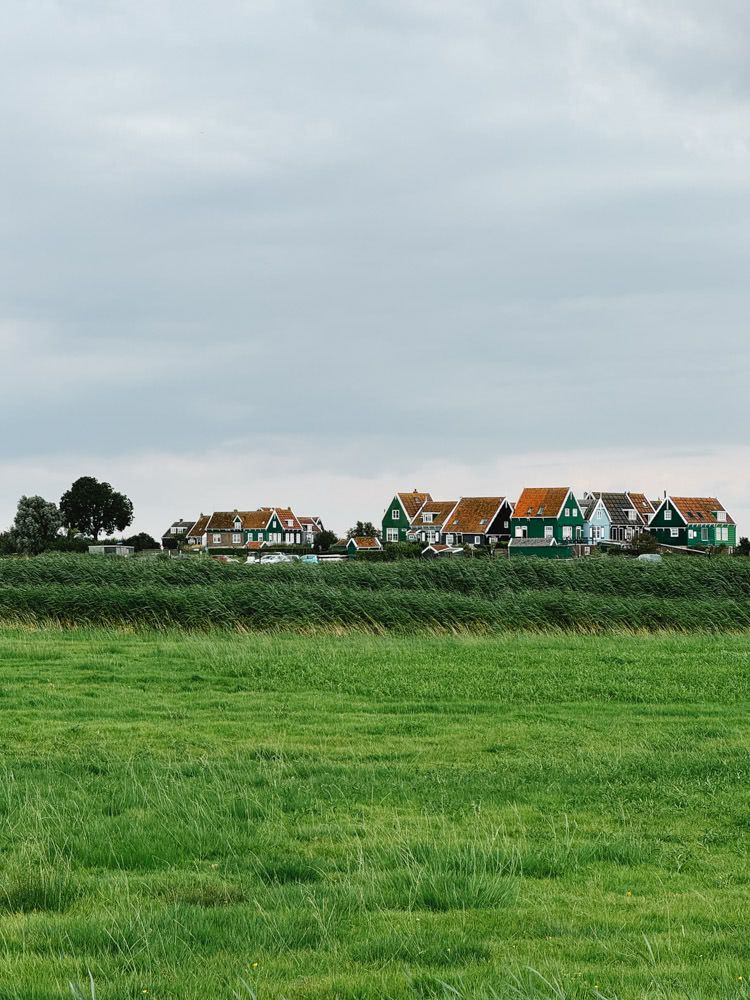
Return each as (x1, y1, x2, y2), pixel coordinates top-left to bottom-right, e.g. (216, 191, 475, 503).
(629, 530, 660, 554)
(123, 532, 160, 552)
(347, 521, 381, 539)
(735, 536, 750, 557)
(0, 531, 17, 556)
(60, 477, 134, 541)
(313, 529, 338, 553)
(12, 495, 62, 555)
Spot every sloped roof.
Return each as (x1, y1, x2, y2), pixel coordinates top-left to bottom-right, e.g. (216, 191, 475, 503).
(670, 497, 734, 525)
(161, 518, 195, 538)
(412, 500, 457, 527)
(272, 508, 303, 531)
(396, 491, 432, 521)
(206, 510, 273, 531)
(627, 493, 656, 522)
(513, 488, 570, 519)
(509, 536, 558, 547)
(445, 497, 506, 534)
(348, 536, 382, 549)
(589, 492, 640, 527)
(187, 514, 210, 537)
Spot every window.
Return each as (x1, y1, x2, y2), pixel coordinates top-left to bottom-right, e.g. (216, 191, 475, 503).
(670, 528, 679, 538)
(515, 526, 526, 538)
(717, 510, 727, 522)
(285, 533, 293, 543)
(504, 521, 509, 529)
(231, 533, 241, 544)
(628, 510, 637, 522)
(423, 513, 433, 524)
(562, 526, 572, 540)
(386, 528, 399, 543)
(446, 534, 454, 545)
(287, 519, 293, 527)
(392, 509, 400, 520)
(170, 526, 177, 534)
(213, 533, 221, 544)
(544, 525, 554, 538)
(688, 529, 695, 539)
(474, 536, 481, 545)
(702, 526, 709, 541)
(625, 527, 633, 540)
(572, 508, 578, 517)
(664, 509, 672, 521)
(564, 508, 570, 517)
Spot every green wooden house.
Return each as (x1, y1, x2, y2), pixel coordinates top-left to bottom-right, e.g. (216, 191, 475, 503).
(649, 497, 736, 549)
(510, 487, 586, 543)
(382, 491, 432, 543)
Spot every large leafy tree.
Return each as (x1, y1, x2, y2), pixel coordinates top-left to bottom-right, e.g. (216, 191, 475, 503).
(60, 477, 134, 541)
(313, 529, 338, 553)
(347, 521, 381, 539)
(13, 495, 62, 555)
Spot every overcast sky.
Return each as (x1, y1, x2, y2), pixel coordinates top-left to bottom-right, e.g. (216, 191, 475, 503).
(1, 0, 748, 536)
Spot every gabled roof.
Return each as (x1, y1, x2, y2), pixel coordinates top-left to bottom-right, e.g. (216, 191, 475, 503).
(586, 492, 641, 527)
(444, 497, 507, 535)
(512, 488, 571, 520)
(627, 493, 656, 523)
(206, 510, 274, 531)
(187, 514, 210, 537)
(272, 508, 303, 531)
(412, 500, 458, 527)
(161, 518, 195, 538)
(246, 540, 266, 550)
(670, 497, 735, 525)
(509, 536, 558, 547)
(422, 543, 463, 556)
(396, 491, 432, 522)
(298, 515, 322, 530)
(347, 536, 382, 550)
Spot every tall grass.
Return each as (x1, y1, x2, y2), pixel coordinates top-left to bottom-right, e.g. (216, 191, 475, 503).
(0, 554, 748, 632)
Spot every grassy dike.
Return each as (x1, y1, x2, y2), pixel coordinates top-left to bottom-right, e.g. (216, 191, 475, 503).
(0, 627, 748, 998)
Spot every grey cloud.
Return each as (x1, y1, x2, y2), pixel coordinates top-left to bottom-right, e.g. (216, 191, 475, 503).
(1, 0, 749, 529)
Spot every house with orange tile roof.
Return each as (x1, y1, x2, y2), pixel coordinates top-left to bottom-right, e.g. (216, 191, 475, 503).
(200, 507, 309, 551)
(442, 497, 513, 547)
(581, 492, 656, 544)
(510, 487, 586, 544)
(382, 490, 432, 543)
(408, 499, 458, 545)
(649, 497, 736, 549)
(346, 535, 383, 555)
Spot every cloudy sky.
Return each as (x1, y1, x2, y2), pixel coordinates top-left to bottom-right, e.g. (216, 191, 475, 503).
(1, 0, 748, 536)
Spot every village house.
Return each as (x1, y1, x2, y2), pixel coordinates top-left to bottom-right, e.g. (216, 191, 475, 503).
(408, 499, 458, 545)
(185, 514, 210, 548)
(510, 487, 586, 543)
(161, 518, 195, 550)
(582, 492, 655, 544)
(382, 491, 432, 543)
(346, 536, 383, 556)
(442, 497, 513, 547)
(648, 497, 736, 549)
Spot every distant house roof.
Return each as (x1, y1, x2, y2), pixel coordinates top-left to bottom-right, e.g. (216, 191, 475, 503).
(586, 492, 641, 528)
(161, 519, 195, 539)
(347, 536, 382, 550)
(669, 497, 735, 525)
(508, 536, 558, 547)
(298, 515, 322, 530)
(627, 493, 656, 522)
(186, 514, 210, 539)
(206, 510, 272, 531)
(246, 540, 265, 550)
(396, 491, 432, 521)
(513, 488, 571, 519)
(271, 507, 304, 531)
(422, 543, 463, 556)
(444, 497, 507, 535)
(412, 500, 457, 528)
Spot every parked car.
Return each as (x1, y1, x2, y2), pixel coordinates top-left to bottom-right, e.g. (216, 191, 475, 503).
(260, 553, 293, 564)
(301, 554, 319, 564)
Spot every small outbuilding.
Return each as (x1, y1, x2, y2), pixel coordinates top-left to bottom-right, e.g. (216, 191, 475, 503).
(421, 543, 464, 558)
(88, 544, 135, 557)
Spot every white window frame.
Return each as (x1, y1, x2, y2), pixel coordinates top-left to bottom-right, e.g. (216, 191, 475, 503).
(474, 536, 481, 545)
(564, 508, 570, 518)
(212, 533, 222, 544)
(670, 528, 679, 538)
(544, 525, 554, 539)
(717, 510, 727, 522)
(572, 508, 578, 517)
(445, 534, 454, 546)
(386, 528, 399, 543)
(562, 525, 572, 541)
(232, 533, 241, 544)
(664, 509, 672, 521)
(392, 509, 400, 520)
(423, 513, 433, 524)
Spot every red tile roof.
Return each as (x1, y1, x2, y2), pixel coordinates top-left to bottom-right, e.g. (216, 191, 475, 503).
(397, 491, 432, 521)
(187, 514, 210, 537)
(412, 500, 457, 527)
(670, 497, 734, 525)
(627, 493, 656, 522)
(444, 497, 506, 534)
(513, 488, 571, 519)
(272, 508, 303, 531)
(348, 536, 382, 549)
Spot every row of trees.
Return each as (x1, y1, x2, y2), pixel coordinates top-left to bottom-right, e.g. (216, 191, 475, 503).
(1, 477, 148, 556)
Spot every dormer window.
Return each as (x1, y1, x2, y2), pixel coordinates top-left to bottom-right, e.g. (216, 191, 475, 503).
(423, 513, 433, 524)
(717, 510, 727, 522)
(287, 519, 293, 527)
(628, 510, 637, 522)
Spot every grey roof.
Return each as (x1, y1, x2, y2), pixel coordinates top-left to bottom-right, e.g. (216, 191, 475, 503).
(161, 518, 195, 538)
(508, 536, 558, 547)
(598, 492, 641, 527)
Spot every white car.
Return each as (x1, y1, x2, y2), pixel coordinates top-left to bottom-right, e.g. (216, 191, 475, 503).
(260, 553, 293, 564)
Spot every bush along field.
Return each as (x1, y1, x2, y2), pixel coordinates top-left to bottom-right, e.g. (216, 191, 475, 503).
(1, 553, 750, 631)
(0, 627, 749, 998)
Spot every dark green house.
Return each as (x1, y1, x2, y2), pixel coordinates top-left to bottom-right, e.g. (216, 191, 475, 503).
(510, 487, 586, 543)
(382, 491, 432, 543)
(649, 496, 736, 549)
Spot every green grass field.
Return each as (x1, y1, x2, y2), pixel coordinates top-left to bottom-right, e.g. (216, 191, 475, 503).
(1, 626, 748, 998)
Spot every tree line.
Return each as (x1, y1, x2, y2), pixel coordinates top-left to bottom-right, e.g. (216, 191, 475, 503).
(0, 477, 157, 556)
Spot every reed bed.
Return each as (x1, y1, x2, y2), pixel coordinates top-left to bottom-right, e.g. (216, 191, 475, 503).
(0, 554, 747, 632)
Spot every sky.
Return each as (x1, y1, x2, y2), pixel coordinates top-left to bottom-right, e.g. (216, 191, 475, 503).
(1, 0, 748, 537)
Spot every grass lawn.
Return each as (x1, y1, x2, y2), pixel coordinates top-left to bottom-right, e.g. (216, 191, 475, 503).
(0, 627, 748, 998)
